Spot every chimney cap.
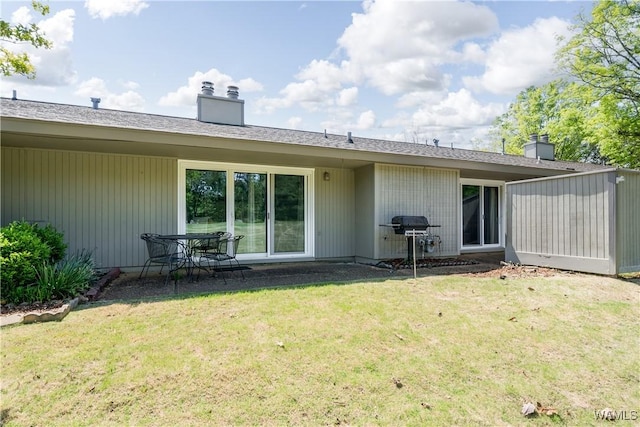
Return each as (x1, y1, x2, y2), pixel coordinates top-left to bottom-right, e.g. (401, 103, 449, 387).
(226, 85, 239, 99)
(201, 81, 214, 96)
(90, 97, 101, 109)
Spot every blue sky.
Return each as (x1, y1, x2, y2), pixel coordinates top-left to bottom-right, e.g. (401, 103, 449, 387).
(1, 0, 593, 150)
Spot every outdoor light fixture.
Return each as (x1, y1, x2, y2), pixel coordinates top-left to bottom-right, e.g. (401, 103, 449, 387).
(323, 171, 330, 181)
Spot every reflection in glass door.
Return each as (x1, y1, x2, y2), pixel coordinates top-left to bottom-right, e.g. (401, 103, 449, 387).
(180, 161, 313, 260)
(273, 174, 305, 253)
(234, 172, 267, 254)
(185, 169, 227, 233)
(462, 184, 500, 247)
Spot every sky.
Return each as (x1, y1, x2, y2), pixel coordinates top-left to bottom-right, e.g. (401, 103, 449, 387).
(1, 0, 594, 150)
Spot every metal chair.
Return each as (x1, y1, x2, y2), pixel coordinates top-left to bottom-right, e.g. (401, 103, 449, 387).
(199, 235, 245, 282)
(139, 234, 185, 287)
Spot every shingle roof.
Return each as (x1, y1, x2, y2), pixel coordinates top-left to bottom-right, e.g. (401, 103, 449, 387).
(0, 97, 607, 173)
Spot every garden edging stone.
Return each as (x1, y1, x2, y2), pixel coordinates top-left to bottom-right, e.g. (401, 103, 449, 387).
(0, 267, 121, 327)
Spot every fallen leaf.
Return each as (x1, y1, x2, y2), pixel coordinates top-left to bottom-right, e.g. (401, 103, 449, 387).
(421, 402, 432, 409)
(276, 341, 284, 348)
(394, 333, 405, 341)
(528, 287, 535, 291)
(509, 317, 517, 322)
(521, 402, 536, 416)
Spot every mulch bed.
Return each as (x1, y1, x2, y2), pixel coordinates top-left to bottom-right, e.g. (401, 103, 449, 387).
(377, 257, 480, 270)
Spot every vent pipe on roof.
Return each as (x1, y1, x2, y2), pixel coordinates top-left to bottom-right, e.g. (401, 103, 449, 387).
(201, 81, 214, 96)
(12, 90, 17, 100)
(226, 86, 239, 99)
(433, 138, 439, 148)
(91, 97, 101, 109)
(347, 131, 353, 143)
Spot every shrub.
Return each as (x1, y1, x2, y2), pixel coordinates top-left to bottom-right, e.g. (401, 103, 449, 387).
(33, 223, 67, 263)
(28, 250, 97, 303)
(0, 220, 69, 304)
(1, 222, 52, 300)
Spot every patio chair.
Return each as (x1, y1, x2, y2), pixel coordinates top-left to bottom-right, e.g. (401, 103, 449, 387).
(139, 234, 186, 287)
(192, 231, 231, 257)
(199, 235, 245, 282)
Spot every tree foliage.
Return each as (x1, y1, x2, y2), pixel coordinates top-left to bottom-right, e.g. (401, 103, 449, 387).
(490, 81, 605, 163)
(0, 0, 52, 78)
(493, 1, 639, 169)
(558, 0, 640, 112)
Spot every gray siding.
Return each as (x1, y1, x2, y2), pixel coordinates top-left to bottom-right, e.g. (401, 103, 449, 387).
(375, 164, 459, 259)
(1, 147, 177, 269)
(506, 171, 616, 275)
(616, 170, 640, 273)
(354, 165, 376, 260)
(314, 167, 355, 259)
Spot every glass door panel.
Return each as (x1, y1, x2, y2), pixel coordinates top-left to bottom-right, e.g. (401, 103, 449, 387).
(273, 174, 305, 253)
(234, 172, 267, 254)
(462, 185, 481, 245)
(185, 169, 226, 233)
(484, 187, 500, 245)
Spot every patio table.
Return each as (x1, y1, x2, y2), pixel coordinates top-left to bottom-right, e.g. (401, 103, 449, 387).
(156, 233, 225, 282)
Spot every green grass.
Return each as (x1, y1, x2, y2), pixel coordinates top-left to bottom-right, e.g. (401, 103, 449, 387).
(1, 274, 639, 426)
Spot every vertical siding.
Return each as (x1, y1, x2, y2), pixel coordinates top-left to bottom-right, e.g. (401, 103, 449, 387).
(506, 171, 614, 274)
(1, 147, 177, 269)
(314, 167, 355, 259)
(616, 171, 640, 273)
(375, 164, 459, 259)
(354, 165, 376, 259)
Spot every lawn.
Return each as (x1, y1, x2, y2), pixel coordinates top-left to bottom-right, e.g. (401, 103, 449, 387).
(1, 273, 638, 426)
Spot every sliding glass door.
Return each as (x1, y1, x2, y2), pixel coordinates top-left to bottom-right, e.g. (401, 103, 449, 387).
(180, 161, 313, 259)
(461, 181, 502, 249)
(273, 174, 305, 253)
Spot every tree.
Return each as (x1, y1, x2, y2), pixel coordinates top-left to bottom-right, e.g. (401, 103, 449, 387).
(0, 1, 52, 78)
(556, 0, 639, 168)
(492, 1, 639, 168)
(558, 0, 640, 112)
(490, 80, 604, 163)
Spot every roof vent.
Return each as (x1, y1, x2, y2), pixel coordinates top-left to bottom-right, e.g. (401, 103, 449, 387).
(226, 85, 239, 99)
(201, 81, 214, 96)
(524, 132, 554, 161)
(347, 131, 353, 143)
(11, 90, 17, 100)
(91, 97, 101, 109)
(197, 81, 244, 126)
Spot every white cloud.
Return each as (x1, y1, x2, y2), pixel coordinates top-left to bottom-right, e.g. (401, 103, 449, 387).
(356, 110, 376, 130)
(84, 0, 149, 20)
(336, 87, 358, 107)
(411, 89, 505, 128)
(337, 0, 498, 94)
(463, 17, 572, 95)
(287, 116, 303, 129)
(1, 8, 77, 87)
(74, 77, 145, 111)
(257, 0, 500, 129)
(159, 69, 263, 107)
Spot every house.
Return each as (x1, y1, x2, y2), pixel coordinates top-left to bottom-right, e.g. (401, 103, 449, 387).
(2, 85, 636, 274)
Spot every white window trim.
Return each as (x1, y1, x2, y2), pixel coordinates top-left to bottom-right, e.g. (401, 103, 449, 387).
(460, 178, 505, 250)
(178, 160, 315, 261)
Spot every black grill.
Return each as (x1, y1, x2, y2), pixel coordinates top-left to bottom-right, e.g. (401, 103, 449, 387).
(391, 215, 432, 235)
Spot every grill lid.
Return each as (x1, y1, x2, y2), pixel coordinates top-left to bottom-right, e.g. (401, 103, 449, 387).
(391, 216, 431, 234)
